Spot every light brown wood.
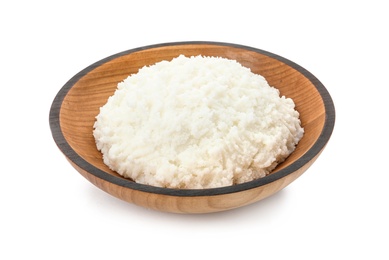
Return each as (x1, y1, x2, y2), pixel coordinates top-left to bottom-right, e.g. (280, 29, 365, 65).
(50, 42, 335, 213)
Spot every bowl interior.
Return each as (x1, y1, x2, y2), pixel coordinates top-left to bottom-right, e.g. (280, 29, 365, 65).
(59, 43, 326, 185)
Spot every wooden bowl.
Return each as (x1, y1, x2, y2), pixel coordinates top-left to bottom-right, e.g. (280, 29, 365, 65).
(49, 42, 335, 214)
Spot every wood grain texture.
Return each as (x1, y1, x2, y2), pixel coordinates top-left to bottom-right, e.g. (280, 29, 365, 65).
(50, 42, 335, 213)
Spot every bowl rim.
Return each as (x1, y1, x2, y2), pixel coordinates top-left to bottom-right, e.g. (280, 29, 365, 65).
(49, 41, 335, 197)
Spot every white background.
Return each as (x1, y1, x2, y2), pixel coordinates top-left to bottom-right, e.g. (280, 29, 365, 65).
(1, 1, 388, 259)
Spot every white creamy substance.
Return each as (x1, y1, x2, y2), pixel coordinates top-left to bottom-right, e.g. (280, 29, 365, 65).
(93, 55, 304, 189)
